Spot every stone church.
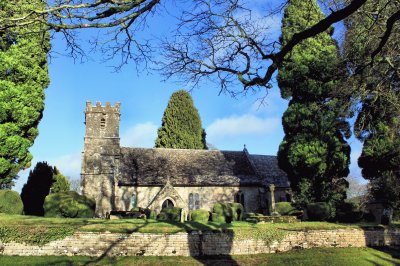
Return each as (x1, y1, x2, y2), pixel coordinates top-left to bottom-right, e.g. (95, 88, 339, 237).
(81, 102, 291, 217)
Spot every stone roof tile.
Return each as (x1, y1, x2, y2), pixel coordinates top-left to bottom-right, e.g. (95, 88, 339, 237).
(118, 147, 288, 187)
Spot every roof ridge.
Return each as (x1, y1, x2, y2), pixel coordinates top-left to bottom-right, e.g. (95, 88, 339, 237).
(121, 146, 245, 153)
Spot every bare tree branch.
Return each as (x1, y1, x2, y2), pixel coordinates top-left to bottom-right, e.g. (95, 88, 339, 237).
(1, 0, 399, 94)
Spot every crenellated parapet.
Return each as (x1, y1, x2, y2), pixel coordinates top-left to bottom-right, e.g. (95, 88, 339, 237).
(85, 101, 121, 114)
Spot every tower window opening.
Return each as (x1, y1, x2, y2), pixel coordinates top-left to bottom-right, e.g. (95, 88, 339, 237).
(100, 117, 106, 129)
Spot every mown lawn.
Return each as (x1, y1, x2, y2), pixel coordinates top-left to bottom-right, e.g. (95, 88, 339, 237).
(0, 214, 398, 245)
(0, 247, 399, 265)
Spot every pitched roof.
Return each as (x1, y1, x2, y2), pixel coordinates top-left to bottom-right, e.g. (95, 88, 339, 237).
(248, 154, 290, 187)
(118, 147, 288, 187)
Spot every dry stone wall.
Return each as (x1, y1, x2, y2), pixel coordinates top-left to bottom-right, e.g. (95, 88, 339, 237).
(0, 229, 399, 257)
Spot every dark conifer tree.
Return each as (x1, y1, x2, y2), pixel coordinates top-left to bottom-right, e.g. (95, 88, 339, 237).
(344, 1, 400, 210)
(277, 0, 350, 212)
(0, 0, 50, 187)
(21, 162, 54, 216)
(155, 90, 207, 149)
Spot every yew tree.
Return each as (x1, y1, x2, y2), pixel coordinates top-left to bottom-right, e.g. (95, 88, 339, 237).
(277, 0, 351, 211)
(344, 0, 400, 210)
(155, 90, 207, 149)
(0, 1, 50, 187)
(21, 162, 54, 216)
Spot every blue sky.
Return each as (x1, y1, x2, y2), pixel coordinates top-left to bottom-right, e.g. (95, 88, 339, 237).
(13, 1, 364, 192)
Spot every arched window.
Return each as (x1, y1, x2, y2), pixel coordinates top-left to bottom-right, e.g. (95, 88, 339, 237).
(189, 193, 194, 210)
(162, 199, 174, 210)
(194, 193, 200, 210)
(131, 194, 137, 209)
(189, 193, 201, 210)
(235, 191, 245, 208)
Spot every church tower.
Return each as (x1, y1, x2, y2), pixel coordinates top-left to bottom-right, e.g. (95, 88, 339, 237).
(81, 101, 121, 217)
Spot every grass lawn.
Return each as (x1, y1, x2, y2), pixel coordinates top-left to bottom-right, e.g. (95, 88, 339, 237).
(0, 247, 399, 265)
(1, 214, 398, 245)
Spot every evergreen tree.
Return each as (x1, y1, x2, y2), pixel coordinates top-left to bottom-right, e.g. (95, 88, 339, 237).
(0, 1, 50, 187)
(277, 0, 350, 212)
(51, 167, 71, 193)
(155, 90, 207, 149)
(344, 1, 400, 210)
(21, 162, 54, 216)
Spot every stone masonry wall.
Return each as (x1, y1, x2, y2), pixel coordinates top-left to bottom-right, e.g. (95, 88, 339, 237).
(0, 229, 399, 257)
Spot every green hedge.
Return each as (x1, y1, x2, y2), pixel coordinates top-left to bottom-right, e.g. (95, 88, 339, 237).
(44, 192, 95, 218)
(158, 207, 182, 222)
(213, 203, 233, 223)
(275, 202, 297, 216)
(307, 202, 332, 221)
(189, 209, 210, 222)
(131, 207, 156, 219)
(0, 190, 23, 215)
(212, 202, 244, 222)
(336, 202, 363, 223)
(229, 203, 244, 221)
(211, 212, 226, 223)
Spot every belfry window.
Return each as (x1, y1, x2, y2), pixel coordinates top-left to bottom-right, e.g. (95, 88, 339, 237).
(100, 117, 106, 129)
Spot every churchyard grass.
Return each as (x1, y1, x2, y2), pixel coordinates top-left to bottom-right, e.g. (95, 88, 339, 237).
(0, 213, 398, 245)
(0, 247, 399, 265)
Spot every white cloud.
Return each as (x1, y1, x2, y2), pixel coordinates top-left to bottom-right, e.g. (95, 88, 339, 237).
(51, 153, 82, 180)
(250, 89, 287, 115)
(120, 122, 158, 148)
(206, 114, 280, 141)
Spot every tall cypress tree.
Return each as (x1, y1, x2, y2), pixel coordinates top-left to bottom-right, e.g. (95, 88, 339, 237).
(21, 162, 54, 216)
(0, 1, 50, 187)
(277, 0, 350, 212)
(155, 90, 207, 149)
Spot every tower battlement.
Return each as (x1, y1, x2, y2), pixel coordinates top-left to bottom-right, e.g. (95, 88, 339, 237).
(86, 101, 121, 113)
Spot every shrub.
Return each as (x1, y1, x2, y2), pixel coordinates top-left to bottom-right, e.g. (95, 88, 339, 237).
(243, 212, 264, 223)
(211, 212, 226, 223)
(130, 207, 141, 212)
(228, 203, 244, 221)
(130, 207, 155, 219)
(158, 207, 182, 222)
(363, 211, 376, 222)
(44, 191, 95, 218)
(307, 202, 332, 221)
(213, 202, 227, 215)
(190, 209, 210, 222)
(142, 208, 156, 219)
(51, 169, 70, 193)
(0, 190, 23, 215)
(275, 202, 296, 215)
(213, 202, 244, 222)
(336, 202, 363, 223)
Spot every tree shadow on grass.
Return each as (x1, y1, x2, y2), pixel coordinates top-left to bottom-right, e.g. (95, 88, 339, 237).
(75, 219, 240, 265)
(371, 246, 400, 261)
(82, 219, 156, 266)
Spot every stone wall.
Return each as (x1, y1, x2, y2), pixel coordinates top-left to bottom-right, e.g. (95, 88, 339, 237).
(1, 229, 399, 257)
(115, 185, 289, 215)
